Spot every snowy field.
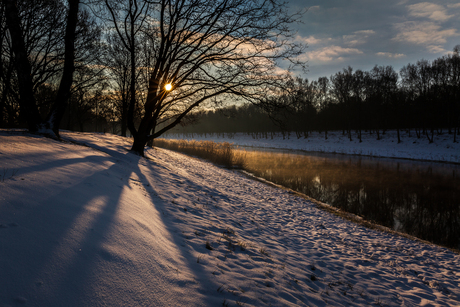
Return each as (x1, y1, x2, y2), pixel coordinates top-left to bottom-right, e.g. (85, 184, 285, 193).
(164, 130, 460, 163)
(1, 130, 459, 306)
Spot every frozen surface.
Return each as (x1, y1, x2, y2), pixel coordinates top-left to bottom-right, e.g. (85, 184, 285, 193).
(0, 130, 459, 306)
(164, 130, 460, 163)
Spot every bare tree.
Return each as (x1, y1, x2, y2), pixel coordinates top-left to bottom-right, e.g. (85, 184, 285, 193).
(103, 34, 131, 136)
(105, 0, 306, 156)
(331, 67, 354, 141)
(3, 0, 80, 136)
(0, 3, 15, 127)
(104, 0, 150, 138)
(450, 45, 460, 142)
(3, 0, 42, 130)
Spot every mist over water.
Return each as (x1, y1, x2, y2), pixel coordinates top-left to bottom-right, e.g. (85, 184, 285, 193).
(239, 149, 460, 249)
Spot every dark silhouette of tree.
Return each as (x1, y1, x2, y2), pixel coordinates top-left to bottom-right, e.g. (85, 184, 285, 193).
(313, 77, 331, 139)
(444, 46, 460, 142)
(350, 69, 365, 142)
(104, 0, 306, 156)
(288, 78, 317, 138)
(103, 0, 150, 138)
(103, 33, 135, 136)
(365, 65, 398, 140)
(0, 3, 15, 127)
(3, 0, 80, 136)
(331, 67, 354, 141)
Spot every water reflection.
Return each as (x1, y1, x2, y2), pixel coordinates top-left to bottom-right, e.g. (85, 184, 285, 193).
(239, 149, 460, 249)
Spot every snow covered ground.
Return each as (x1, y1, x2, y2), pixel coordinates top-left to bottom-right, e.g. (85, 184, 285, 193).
(164, 130, 460, 163)
(1, 130, 459, 306)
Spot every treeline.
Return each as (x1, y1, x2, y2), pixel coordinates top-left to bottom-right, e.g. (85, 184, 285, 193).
(164, 104, 279, 135)
(168, 47, 460, 143)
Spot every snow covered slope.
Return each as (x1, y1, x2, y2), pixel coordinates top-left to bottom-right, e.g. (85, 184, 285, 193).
(1, 130, 459, 306)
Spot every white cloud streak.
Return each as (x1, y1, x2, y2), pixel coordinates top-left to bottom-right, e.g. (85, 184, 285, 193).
(408, 2, 453, 21)
(426, 45, 446, 53)
(393, 21, 458, 45)
(303, 46, 363, 62)
(376, 52, 405, 58)
(295, 35, 324, 45)
(343, 30, 375, 46)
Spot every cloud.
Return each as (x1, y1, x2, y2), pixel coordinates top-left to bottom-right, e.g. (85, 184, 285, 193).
(343, 30, 375, 46)
(393, 21, 458, 45)
(376, 52, 405, 58)
(295, 35, 324, 45)
(355, 30, 376, 35)
(303, 46, 363, 62)
(426, 45, 446, 54)
(408, 2, 453, 22)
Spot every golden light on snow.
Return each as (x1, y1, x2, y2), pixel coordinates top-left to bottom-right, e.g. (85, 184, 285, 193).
(165, 83, 172, 91)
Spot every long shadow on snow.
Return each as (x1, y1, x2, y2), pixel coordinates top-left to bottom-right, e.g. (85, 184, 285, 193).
(0, 148, 138, 306)
(1, 134, 225, 306)
(73, 138, 226, 305)
(129, 149, 232, 306)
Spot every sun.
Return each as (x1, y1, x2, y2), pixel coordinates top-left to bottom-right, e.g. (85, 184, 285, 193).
(165, 83, 172, 91)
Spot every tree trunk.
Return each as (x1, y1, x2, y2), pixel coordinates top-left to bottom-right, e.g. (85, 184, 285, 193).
(0, 94, 4, 127)
(4, 0, 42, 131)
(46, 0, 80, 137)
(121, 94, 128, 137)
(0, 51, 14, 128)
(127, 15, 137, 138)
(131, 133, 148, 156)
(130, 107, 155, 156)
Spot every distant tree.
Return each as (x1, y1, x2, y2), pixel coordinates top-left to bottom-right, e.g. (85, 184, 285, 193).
(312, 76, 331, 139)
(401, 60, 436, 141)
(350, 69, 365, 142)
(330, 67, 354, 140)
(365, 65, 398, 140)
(102, 33, 134, 136)
(446, 45, 460, 142)
(279, 77, 317, 138)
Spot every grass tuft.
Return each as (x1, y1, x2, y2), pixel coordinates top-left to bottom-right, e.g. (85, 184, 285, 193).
(1, 168, 18, 182)
(153, 139, 246, 169)
(237, 241, 247, 251)
(259, 247, 269, 256)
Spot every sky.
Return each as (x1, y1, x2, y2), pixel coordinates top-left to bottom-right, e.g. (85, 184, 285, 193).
(286, 0, 460, 80)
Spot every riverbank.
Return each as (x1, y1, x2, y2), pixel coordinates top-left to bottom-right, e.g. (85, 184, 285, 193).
(164, 130, 460, 163)
(1, 130, 459, 306)
(153, 138, 460, 250)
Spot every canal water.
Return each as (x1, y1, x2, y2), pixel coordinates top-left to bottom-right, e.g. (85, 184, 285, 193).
(237, 148, 460, 250)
